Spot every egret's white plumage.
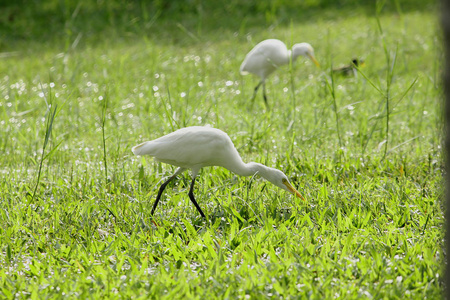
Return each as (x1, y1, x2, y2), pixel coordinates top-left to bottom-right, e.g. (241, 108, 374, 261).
(240, 39, 319, 106)
(132, 126, 304, 218)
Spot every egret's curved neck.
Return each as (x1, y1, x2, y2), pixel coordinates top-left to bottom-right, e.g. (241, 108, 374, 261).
(289, 49, 303, 63)
(287, 50, 294, 63)
(225, 161, 270, 178)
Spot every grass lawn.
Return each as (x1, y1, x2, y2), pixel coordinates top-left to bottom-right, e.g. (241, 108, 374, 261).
(0, 0, 443, 298)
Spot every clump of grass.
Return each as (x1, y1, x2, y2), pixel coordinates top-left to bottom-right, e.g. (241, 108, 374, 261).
(100, 93, 108, 183)
(325, 67, 343, 156)
(29, 87, 62, 207)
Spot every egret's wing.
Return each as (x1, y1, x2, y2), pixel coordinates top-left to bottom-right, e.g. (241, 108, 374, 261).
(240, 46, 270, 75)
(240, 40, 287, 78)
(132, 127, 229, 168)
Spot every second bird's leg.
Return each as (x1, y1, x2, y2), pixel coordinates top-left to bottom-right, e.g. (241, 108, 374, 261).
(251, 81, 263, 104)
(188, 177, 206, 218)
(262, 82, 269, 108)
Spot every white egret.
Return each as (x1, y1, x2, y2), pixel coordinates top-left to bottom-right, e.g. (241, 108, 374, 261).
(240, 39, 320, 106)
(132, 126, 305, 218)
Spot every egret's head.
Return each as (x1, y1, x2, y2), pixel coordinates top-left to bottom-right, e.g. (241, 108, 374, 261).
(292, 43, 320, 67)
(262, 167, 305, 201)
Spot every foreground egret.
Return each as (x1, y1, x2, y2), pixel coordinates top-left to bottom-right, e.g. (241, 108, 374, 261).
(132, 126, 304, 218)
(240, 39, 320, 106)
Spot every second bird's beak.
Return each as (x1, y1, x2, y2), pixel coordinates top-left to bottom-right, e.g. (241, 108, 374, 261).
(282, 179, 306, 201)
(308, 54, 320, 67)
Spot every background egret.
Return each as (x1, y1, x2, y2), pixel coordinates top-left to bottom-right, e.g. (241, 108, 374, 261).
(240, 39, 320, 106)
(132, 126, 304, 218)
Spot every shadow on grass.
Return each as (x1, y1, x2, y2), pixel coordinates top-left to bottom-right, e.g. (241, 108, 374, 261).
(0, 0, 437, 50)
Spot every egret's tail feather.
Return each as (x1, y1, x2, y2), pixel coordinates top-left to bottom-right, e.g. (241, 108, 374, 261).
(239, 63, 249, 75)
(132, 142, 150, 156)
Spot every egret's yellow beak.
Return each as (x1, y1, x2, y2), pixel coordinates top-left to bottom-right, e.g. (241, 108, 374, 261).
(282, 179, 306, 201)
(308, 54, 320, 68)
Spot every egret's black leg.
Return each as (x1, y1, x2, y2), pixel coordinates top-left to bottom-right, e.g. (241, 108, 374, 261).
(151, 174, 177, 215)
(188, 177, 206, 218)
(151, 167, 185, 216)
(262, 82, 269, 108)
(251, 81, 263, 104)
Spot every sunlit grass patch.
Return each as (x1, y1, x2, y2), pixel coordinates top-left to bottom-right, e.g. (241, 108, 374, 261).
(0, 0, 442, 298)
